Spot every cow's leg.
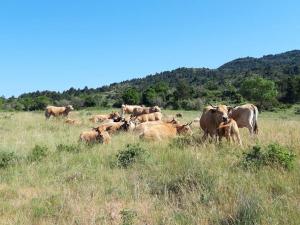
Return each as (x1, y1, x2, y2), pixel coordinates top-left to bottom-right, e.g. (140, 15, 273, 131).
(247, 124, 254, 136)
(235, 132, 242, 146)
(202, 131, 208, 142)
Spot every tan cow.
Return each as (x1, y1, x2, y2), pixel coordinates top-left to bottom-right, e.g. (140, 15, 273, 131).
(93, 120, 131, 135)
(132, 112, 163, 123)
(121, 104, 144, 116)
(80, 129, 111, 144)
(132, 106, 161, 116)
(200, 104, 229, 141)
(228, 104, 258, 135)
(45, 105, 74, 119)
(89, 112, 120, 123)
(217, 118, 242, 146)
(79, 130, 100, 143)
(137, 121, 193, 141)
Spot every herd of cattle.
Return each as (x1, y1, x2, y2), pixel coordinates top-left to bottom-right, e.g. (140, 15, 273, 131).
(44, 103, 259, 146)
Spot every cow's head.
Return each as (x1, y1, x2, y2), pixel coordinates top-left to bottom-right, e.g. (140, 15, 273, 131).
(176, 122, 193, 135)
(66, 105, 74, 111)
(210, 105, 229, 123)
(109, 111, 120, 120)
(227, 105, 237, 116)
(152, 106, 161, 112)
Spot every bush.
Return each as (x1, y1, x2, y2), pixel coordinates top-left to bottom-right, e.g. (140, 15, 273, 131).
(242, 143, 296, 170)
(56, 144, 81, 153)
(116, 144, 148, 168)
(294, 107, 300, 114)
(27, 145, 48, 162)
(0, 151, 19, 169)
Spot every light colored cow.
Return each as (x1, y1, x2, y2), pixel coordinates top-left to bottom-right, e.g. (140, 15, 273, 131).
(228, 104, 258, 135)
(45, 105, 74, 119)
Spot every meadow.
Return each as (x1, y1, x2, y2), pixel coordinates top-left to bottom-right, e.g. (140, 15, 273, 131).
(0, 109, 299, 225)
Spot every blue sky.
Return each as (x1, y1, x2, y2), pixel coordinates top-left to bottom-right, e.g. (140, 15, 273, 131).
(0, 0, 299, 97)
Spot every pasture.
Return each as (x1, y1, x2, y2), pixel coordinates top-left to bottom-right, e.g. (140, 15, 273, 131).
(0, 109, 299, 225)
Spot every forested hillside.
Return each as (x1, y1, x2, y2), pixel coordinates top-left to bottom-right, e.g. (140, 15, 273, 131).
(1, 50, 300, 111)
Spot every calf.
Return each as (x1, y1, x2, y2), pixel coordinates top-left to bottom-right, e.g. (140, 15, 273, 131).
(217, 118, 242, 146)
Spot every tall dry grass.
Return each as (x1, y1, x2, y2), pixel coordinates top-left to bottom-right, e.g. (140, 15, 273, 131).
(0, 109, 299, 225)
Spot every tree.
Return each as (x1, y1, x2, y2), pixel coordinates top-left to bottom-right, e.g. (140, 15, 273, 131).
(174, 80, 193, 100)
(122, 87, 140, 105)
(240, 76, 278, 109)
(84, 96, 97, 107)
(142, 87, 157, 105)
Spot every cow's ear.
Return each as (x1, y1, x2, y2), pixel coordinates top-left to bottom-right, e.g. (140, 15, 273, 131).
(211, 108, 217, 113)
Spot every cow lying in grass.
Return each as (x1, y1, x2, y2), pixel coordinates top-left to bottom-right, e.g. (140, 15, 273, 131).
(132, 106, 161, 116)
(93, 119, 135, 135)
(217, 118, 242, 146)
(131, 112, 163, 123)
(45, 105, 74, 119)
(89, 112, 120, 123)
(79, 129, 111, 144)
(136, 121, 193, 141)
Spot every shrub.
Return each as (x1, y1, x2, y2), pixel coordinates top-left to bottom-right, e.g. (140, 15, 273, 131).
(266, 143, 296, 170)
(56, 144, 81, 153)
(0, 151, 19, 169)
(294, 107, 300, 114)
(116, 144, 148, 168)
(242, 143, 296, 170)
(27, 145, 48, 162)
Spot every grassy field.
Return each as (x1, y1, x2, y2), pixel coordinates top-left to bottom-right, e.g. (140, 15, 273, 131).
(0, 109, 299, 225)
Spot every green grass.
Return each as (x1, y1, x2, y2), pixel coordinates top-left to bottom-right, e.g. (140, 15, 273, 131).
(0, 109, 299, 224)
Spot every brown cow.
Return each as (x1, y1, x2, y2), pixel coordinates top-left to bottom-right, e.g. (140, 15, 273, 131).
(132, 106, 161, 116)
(89, 112, 120, 123)
(228, 104, 258, 135)
(137, 121, 193, 141)
(45, 105, 74, 119)
(132, 112, 163, 123)
(200, 104, 229, 141)
(217, 118, 242, 146)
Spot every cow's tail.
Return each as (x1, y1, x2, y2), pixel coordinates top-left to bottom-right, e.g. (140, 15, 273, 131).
(252, 105, 258, 134)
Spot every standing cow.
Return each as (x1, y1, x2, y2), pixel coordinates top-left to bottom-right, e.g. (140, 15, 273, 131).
(200, 104, 229, 141)
(228, 104, 258, 135)
(45, 105, 74, 119)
